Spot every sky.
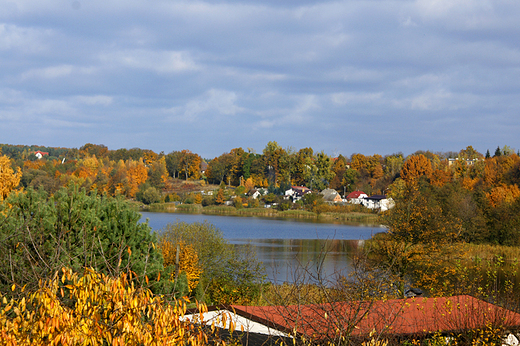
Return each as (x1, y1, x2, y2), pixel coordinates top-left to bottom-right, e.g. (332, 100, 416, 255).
(1, 0, 519, 159)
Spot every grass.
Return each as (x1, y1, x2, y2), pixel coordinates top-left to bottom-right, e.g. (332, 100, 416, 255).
(141, 203, 381, 225)
(461, 243, 519, 263)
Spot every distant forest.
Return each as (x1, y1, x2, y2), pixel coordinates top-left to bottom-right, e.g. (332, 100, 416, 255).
(2, 142, 520, 245)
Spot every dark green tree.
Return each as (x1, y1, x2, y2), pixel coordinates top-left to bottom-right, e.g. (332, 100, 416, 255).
(0, 185, 166, 297)
(494, 146, 502, 157)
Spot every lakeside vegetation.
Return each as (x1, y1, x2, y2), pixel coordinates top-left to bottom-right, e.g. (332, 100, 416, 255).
(1, 142, 520, 344)
(142, 202, 380, 224)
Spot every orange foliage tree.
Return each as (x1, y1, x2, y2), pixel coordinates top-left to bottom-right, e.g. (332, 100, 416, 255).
(125, 159, 148, 197)
(400, 154, 433, 184)
(486, 184, 520, 208)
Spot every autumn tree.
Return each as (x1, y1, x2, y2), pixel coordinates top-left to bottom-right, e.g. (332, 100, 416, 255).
(486, 184, 520, 208)
(215, 188, 225, 205)
(400, 154, 433, 184)
(158, 221, 265, 304)
(376, 183, 463, 294)
(179, 150, 201, 180)
(384, 154, 404, 179)
(459, 145, 482, 160)
(293, 147, 314, 186)
(148, 156, 169, 190)
(125, 158, 148, 197)
(165, 151, 183, 178)
(227, 147, 246, 186)
(159, 240, 203, 292)
(0, 267, 215, 345)
(262, 141, 284, 187)
(0, 154, 21, 201)
(329, 155, 347, 191)
(79, 143, 108, 158)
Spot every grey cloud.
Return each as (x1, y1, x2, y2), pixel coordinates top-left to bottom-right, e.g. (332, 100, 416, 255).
(0, 0, 519, 157)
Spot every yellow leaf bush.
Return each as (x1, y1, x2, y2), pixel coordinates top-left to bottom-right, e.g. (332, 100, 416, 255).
(160, 240, 203, 292)
(0, 268, 211, 346)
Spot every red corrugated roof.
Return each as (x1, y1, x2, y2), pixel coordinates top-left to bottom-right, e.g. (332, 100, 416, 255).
(346, 190, 366, 199)
(231, 295, 520, 340)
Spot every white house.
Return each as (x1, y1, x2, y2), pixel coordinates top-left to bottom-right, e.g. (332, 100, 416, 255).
(346, 190, 368, 204)
(361, 195, 395, 211)
(284, 186, 312, 203)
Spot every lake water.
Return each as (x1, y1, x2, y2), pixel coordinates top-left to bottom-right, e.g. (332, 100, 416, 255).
(140, 212, 386, 282)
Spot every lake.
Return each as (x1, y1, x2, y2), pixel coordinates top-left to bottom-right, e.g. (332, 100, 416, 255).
(140, 212, 386, 282)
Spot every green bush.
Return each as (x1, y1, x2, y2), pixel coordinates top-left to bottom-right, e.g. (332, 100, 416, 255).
(158, 221, 266, 304)
(0, 185, 167, 297)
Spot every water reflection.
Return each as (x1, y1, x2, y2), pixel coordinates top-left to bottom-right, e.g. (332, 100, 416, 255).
(230, 238, 363, 283)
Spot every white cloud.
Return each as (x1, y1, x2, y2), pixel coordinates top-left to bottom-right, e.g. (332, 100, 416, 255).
(72, 95, 113, 106)
(0, 23, 52, 53)
(19, 65, 97, 81)
(167, 89, 243, 122)
(331, 92, 384, 106)
(253, 94, 318, 129)
(100, 49, 199, 73)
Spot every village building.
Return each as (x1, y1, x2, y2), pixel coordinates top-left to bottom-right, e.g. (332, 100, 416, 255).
(284, 186, 312, 203)
(320, 188, 342, 203)
(346, 190, 368, 204)
(361, 194, 395, 211)
(34, 150, 49, 159)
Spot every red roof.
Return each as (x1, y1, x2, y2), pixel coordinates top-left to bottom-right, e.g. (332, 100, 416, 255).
(231, 295, 520, 340)
(34, 150, 49, 156)
(346, 190, 366, 199)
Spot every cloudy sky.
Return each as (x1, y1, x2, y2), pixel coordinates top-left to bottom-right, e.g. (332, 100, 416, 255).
(1, 0, 519, 159)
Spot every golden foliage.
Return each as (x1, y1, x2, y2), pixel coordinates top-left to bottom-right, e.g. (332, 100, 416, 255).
(400, 154, 433, 184)
(23, 160, 46, 170)
(486, 184, 520, 207)
(0, 268, 213, 346)
(244, 177, 254, 191)
(125, 159, 148, 197)
(430, 168, 451, 188)
(0, 155, 21, 201)
(462, 176, 480, 191)
(160, 240, 203, 291)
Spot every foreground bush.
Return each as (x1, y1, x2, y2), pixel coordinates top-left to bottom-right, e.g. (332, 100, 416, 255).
(158, 221, 266, 305)
(0, 268, 214, 346)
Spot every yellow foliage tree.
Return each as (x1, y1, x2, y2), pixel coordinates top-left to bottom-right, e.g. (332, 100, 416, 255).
(0, 268, 216, 345)
(125, 159, 148, 197)
(244, 177, 254, 191)
(0, 155, 21, 201)
(23, 159, 46, 170)
(160, 240, 203, 292)
(486, 184, 520, 208)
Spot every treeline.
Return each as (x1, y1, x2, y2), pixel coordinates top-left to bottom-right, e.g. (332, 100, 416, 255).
(2, 142, 520, 245)
(3, 142, 517, 197)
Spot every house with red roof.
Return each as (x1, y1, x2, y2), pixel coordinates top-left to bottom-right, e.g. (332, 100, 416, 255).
(185, 295, 520, 345)
(346, 190, 368, 204)
(34, 150, 49, 159)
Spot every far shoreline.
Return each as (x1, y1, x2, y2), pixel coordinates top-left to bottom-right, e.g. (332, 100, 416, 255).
(136, 202, 382, 227)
